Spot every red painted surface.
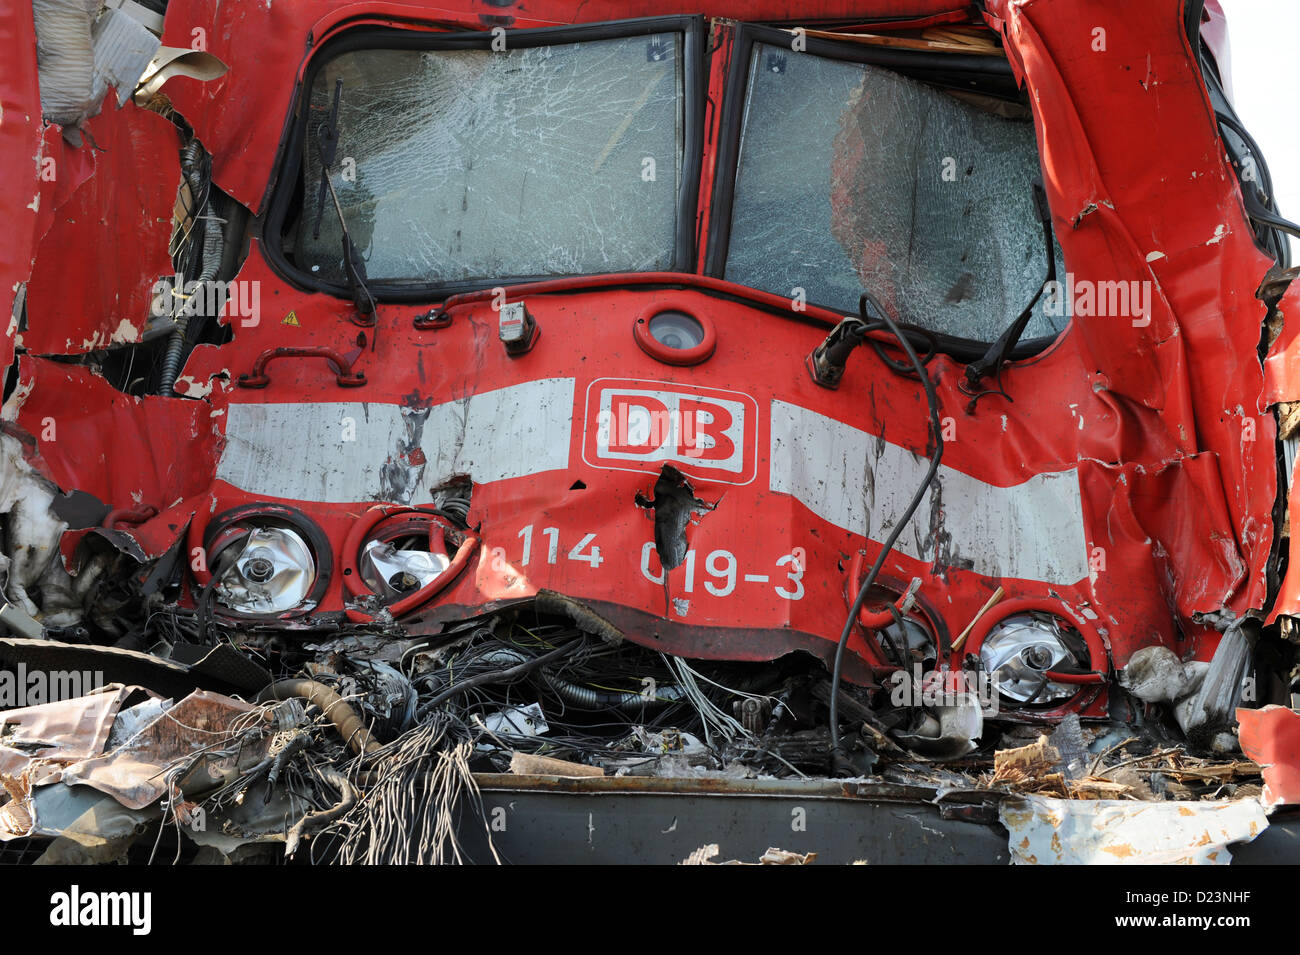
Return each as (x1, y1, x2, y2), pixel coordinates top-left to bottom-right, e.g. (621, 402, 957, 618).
(23, 100, 179, 356)
(10, 356, 222, 561)
(1238, 706, 1300, 806)
(2, 1, 1291, 717)
(0, 0, 43, 369)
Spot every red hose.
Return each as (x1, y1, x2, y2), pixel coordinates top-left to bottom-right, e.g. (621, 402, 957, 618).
(342, 506, 478, 622)
(846, 550, 917, 630)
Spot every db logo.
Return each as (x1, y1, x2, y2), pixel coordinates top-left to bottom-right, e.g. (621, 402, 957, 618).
(583, 378, 758, 484)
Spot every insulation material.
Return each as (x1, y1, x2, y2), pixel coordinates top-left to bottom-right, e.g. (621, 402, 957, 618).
(89, 6, 160, 109)
(33, 0, 161, 129)
(1000, 794, 1269, 865)
(0, 431, 74, 621)
(32, 0, 98, 126)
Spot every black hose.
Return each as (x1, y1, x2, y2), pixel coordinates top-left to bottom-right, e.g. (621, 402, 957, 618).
(541, 671, 687, 710)
(161, 142, 223, 396)
(828, 292, 944, 774)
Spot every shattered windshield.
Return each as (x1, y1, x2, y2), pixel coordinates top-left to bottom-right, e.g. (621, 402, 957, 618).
(723, 43, 1065, 342)
(297, 33, 685, 286)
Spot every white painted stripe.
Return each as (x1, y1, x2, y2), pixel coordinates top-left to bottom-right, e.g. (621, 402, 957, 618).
(769, 400, 1089, 584)
(216, 378, 575, 503)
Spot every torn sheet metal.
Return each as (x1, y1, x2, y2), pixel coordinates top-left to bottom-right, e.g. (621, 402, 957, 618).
(5, 356, 220, 556)
(0, 686, 130, 793)
(21, 101, 179, 356)
(1237, 705, 1300, 808)
(59, 689, 258, 810)
(32, 0, 159, 127)
(999, 794, 1268, 865)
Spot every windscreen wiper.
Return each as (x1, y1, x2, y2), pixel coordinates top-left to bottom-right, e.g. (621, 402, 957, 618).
(313, 79, 377, 332)
(312, 79, 343, 242)
(960, 183, 1055, 409)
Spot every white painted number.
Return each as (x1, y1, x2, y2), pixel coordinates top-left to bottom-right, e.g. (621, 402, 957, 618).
(638, 544, 802, 601)
(775, 552, 805, 600)
(518, 525, 599, 568)
(641, 541, 665, 584)
(704, 550, 737, 597)
(568, 533, 603, 568)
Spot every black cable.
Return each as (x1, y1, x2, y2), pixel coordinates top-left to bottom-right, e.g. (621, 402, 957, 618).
(1214, 109, 1296, 266)
(417, 639, 580, 717)
(828, 291, 944, 774)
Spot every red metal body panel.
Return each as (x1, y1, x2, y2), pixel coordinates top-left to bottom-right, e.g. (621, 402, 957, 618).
(1238, 705, 1300, 806)
(0, 0, 43, 369)
(23, 101, 179, 356)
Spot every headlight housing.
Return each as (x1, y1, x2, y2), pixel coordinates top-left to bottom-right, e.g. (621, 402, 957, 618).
(192, 504, 333, 618)
(980, 612, 1090, 705)
(213, 526, 316, 613)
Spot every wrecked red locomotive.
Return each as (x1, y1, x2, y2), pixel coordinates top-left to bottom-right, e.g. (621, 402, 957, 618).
(1, 0, 1297, 863)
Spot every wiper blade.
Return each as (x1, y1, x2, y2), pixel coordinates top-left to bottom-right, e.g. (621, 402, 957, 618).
(961, 183, 1055, 409)
(313, 79, 377, 331)
(312, 79, 343, 242)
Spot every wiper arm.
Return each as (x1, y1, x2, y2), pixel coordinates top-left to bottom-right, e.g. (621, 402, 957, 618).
(313, 79, 377, 331)
(312, 79, 343, 242)
(960, 183, 1055, 409)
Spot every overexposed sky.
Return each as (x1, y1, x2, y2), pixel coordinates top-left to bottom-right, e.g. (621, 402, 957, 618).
(1218, 0, 1299, 257)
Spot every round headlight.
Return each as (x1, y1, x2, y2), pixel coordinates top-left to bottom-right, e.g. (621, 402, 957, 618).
(360, 537, 451, 598)
(342, 507, 479, 622)
(213, 526, 317, 614)
(191, 504, 333, 619)
(980, 613, 1089, 704)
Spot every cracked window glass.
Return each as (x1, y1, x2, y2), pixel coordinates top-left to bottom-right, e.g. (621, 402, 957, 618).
(724, 44, 1065, 342)
(299, 33, 684, 286)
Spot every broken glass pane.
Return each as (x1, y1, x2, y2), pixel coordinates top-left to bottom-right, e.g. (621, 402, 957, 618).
(299, 33, 684, 285)
(725, 45, 1065, 342)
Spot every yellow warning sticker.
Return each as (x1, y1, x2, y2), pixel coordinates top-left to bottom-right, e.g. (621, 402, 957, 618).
(281, 311, 300, 326)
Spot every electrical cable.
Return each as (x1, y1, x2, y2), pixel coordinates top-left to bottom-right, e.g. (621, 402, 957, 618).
(828, 291, 944, 774)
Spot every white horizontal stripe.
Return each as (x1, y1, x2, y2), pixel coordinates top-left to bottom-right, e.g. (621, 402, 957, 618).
(216, 378, 575, 503)
(769, 400, 1089, 584)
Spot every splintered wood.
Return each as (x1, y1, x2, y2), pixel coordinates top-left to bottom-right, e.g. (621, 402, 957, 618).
(983, 735, 1262, 801)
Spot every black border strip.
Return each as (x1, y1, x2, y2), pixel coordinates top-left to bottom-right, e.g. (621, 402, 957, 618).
(704, 23, 1058, 361)
(262, 15, 707, 303)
